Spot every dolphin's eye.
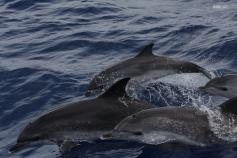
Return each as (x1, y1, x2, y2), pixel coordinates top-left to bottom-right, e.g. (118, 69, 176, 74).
(217, 87, 228, 91)
(132, 131, 143, 136)
(29, 135, 41, 141)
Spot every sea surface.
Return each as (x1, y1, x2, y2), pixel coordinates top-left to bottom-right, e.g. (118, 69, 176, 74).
(1, 0, 237, 157)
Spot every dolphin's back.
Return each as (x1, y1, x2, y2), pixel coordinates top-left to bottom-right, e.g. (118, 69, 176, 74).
(34, 99, 127, 131)
(26, 97, 154, 143)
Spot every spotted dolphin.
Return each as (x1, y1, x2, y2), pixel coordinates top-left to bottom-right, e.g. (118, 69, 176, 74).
(86, 43, 213, 97)
(199, 75, 237, 98)
(10, 78, 155, 153)
(102, 98, 237, 146)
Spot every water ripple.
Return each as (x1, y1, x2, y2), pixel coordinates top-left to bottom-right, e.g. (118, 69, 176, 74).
(0, 0, 237, 157)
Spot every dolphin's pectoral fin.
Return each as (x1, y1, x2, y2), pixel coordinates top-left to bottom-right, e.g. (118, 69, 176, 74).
(135, 43, 155, 58)
(99, 78, 130, 98)
(191, 63, 215, 79)
(59, 140, 79, 152)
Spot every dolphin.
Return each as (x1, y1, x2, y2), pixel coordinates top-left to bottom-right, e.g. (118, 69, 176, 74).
(86, 43, 214, 97)
(10, 78, 155, 153)
(199, 75, 237, 98)
(102, 98, 237, 146)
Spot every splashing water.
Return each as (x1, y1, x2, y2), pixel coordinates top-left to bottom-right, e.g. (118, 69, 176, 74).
(127, 72, 237, 143)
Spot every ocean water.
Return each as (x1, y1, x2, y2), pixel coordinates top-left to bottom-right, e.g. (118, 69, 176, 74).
(0, 0, 237, 157)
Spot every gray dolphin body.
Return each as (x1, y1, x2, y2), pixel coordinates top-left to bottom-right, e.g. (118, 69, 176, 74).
(102, 106, 221, 146)
(200, 75, 237, 98)
(86, 43, 213, 97)
(103, 98, 237, 146)
(10, 78, 154, 152)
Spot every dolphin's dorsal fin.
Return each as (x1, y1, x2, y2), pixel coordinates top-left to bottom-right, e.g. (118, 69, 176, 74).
(99, 78, 130, 98)
(220, 97, 237, 115)
(136, 43, 155, 58)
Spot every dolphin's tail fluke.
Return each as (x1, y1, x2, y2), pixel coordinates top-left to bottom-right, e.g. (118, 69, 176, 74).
(197, 66, 215, 79)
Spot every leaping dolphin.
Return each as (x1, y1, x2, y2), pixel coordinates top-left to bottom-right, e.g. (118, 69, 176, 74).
(102, 97, 237, 146)
(10, 78, 155, 153)
(199, 74, 237, 98)
(86, 43, 213, 97)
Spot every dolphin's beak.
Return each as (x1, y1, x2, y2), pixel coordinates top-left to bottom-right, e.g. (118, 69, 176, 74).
(9, 142, 26, 153)
(198, 86, 206, 90)
(100, 133, 113, 140)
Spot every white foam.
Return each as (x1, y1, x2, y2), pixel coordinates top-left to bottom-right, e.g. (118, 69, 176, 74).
(128, 72, 237, 143)
(213, 5, 228, 10)
(156, 73, 209, 88)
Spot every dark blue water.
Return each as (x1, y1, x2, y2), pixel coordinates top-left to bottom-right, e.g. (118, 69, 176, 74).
(1, 0, 237, 157)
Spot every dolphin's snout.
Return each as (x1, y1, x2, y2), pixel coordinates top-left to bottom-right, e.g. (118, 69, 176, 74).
(9, 142, 26, 153)
(100, 133, 113, 140)
(198, 86, 206, 90)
